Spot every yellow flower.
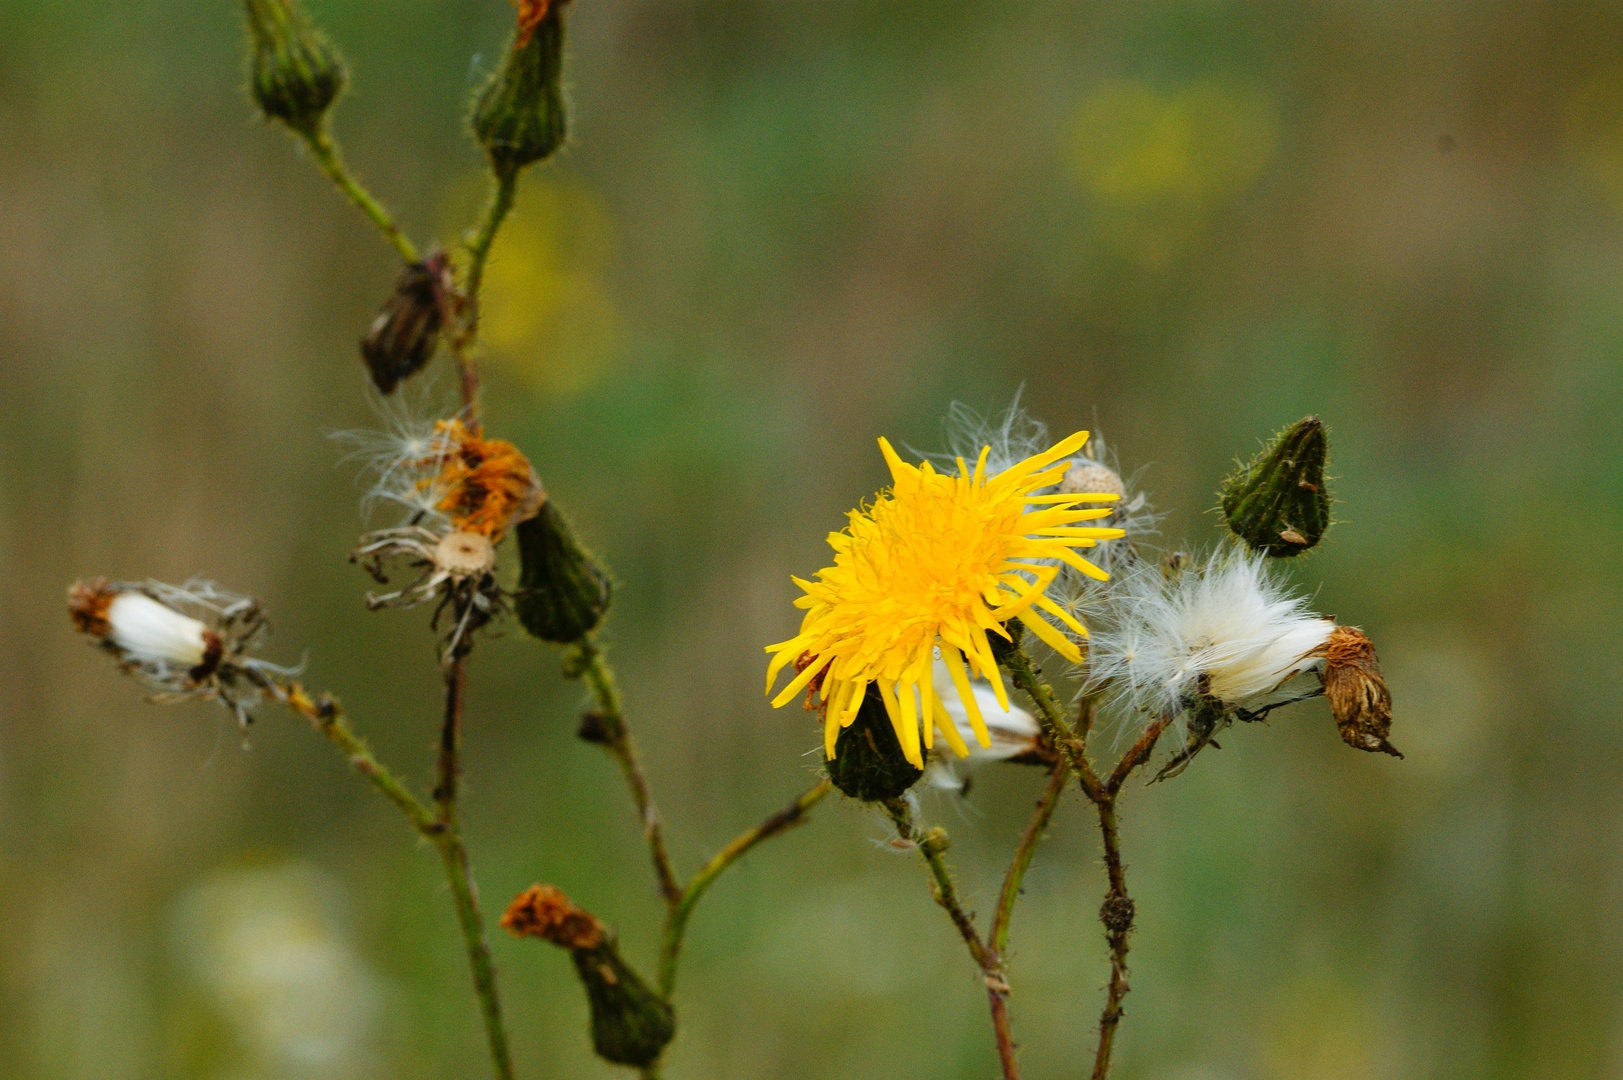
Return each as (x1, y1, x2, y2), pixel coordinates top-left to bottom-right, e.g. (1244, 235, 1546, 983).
(766, 431, 1124, 768)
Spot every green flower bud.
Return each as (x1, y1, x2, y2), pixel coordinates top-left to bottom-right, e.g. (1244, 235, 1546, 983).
(359, 254, 449, 394)
(501, 885, 675, 1069)
(1219, 416, 1331, 558)
(471, 2, 568, 175)
(826, 685, 924, 802)
(572, 942, 677, 1068)
(514, 501, 611, 643)
(243, 0, 346, 133)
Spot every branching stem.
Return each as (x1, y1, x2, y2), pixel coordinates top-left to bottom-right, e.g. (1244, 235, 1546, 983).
(1003, 645, 1171, 1080)
(885, 799, 1021, 1080)
(658, 780, 831, 996)
(576, 636, 684, 905)
(273, 680, 515, 1080)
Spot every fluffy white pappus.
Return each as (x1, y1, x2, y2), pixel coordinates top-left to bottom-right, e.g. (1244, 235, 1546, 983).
(1086, 549, 1334, 720)
(925, 660, 1042, 791)
(934, 394, 1053, 477)
(331, 412, 459, 527)
(107, 592, 211, 668)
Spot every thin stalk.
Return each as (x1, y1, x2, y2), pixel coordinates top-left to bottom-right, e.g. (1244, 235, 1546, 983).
(273, 681, 514, 1080)
(299, 125, 419, 262)
(433, 659, 466, 824)
(465, 166, 518, 319)
(990, 761, 1072, 957)
(658, 780, 832, 996)
(1002, 644, 1101, 797)
(577, 636, 683, 904)
(884, 800, 1020, 1080)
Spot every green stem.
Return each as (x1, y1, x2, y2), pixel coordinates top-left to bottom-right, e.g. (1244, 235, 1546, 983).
(1003, 644, 1101, 796)
(577, 636, 683, 904)
(658, 780, 831, 996)
(273, 681, 514, 1080)
(991, 761, 1071, 958)
(299, 125, 419, 262)
(433, 829, 516, 1080)
(465, 166, 518, 317)
(883, 800, 1021, 1080)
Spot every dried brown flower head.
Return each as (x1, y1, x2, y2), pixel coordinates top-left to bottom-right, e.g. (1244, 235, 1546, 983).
(500, 884, 604, 950)
(1312, 626, 1402, 759)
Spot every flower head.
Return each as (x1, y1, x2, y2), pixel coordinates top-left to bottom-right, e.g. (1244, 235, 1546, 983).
(68, 577, 293, 728)
(766, 431, 1123, 768)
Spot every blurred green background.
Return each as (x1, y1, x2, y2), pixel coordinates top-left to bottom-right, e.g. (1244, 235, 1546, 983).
(3, 1, 1621, 1078)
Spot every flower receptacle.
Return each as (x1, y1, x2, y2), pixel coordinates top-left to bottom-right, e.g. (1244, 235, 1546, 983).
(514, 502, 611, 643)
(471, 1, 568, 175)
(826, 686, 925, 802)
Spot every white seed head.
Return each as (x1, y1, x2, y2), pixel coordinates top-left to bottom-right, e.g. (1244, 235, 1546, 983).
(1059, 461, 1126, 502)
(107, 592, 214, 668)
(1088, 549, 1334, 717)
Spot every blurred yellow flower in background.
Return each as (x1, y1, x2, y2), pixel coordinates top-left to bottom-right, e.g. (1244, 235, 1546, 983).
(441, 176, 621, 397)
(1071, 79, 1277, 265)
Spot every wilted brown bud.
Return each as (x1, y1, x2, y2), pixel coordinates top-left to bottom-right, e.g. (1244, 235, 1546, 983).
(502, 883, 675, 1068)
(360, 253, 452, 394)
(1312, 626, 1402, 759)
(501, 884, 604, 949)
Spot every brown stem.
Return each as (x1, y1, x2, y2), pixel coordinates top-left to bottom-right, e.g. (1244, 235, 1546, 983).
(434, 658, 466, 824)
(884, 800, 1020, 1080)
(1086, 716, 1171, 1080)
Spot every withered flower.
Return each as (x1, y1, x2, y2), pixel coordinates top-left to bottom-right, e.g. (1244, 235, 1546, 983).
(360, 253, 452, 395)
(1311, 625, 1402, 758)
(502, 884, 675, 1068)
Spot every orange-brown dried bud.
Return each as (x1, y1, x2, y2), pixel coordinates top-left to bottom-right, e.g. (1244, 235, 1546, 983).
(515, 0, 554, 48)
(501, 884, 605, 949)
(430, 419, 545, 541)
(1312, 626, 1402, 759)
(68, 578, 119, 637)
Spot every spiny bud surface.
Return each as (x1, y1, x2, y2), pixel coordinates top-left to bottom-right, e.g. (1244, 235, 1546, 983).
(1220, 415, 1331, 557)
(243, 0, 346, 133)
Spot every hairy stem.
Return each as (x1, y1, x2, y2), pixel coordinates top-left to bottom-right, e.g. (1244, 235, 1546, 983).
(273, 681, 514, 1080)
(299, 125, 419, 262)
(1002, 644, 1101, 796)
(577, 636, 683, 905)
(884, 800, 1020, 1080)
(658, 780, 832, 996)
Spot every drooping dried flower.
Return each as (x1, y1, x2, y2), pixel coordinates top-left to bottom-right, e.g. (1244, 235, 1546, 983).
(1311, 625, 1402, 758)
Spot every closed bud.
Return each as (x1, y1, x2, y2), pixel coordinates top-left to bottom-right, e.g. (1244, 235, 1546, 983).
(1220, 416, 1331, 558)
(514, 501, 611, 643)
(360, 254, 450, 394)
(826, 685, 924, 802)
(243, 0, 346, 133)
(502, 885, 676, 1069)
(471, 0, 568, 175)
